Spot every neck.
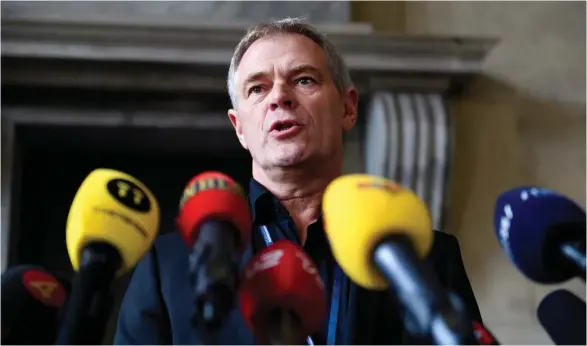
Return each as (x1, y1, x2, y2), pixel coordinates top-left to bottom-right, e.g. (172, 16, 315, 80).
(253, 155, 342, 245)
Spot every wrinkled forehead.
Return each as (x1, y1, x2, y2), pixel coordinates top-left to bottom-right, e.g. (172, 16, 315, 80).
(235, 33, 330, 86)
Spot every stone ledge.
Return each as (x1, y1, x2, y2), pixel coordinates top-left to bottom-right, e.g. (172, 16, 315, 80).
(2, 16, 499, 93)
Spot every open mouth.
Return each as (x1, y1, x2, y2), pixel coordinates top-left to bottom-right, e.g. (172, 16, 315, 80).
(271, 120, 299, 132)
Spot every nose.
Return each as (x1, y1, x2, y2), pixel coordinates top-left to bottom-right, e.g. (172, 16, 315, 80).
(269, 83, 297, 111)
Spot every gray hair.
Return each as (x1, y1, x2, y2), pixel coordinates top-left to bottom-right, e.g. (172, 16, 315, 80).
(227, 17, 354, 109)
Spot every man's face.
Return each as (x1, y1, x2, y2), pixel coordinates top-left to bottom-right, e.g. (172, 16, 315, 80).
(228, 33, 358, 169)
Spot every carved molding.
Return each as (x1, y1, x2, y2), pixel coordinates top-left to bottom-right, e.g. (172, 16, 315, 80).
(2, 16, 499, 93)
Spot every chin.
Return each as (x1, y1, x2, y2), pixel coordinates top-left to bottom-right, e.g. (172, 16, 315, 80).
(270, 148, 309, 167)
(273, 155, 306, 167)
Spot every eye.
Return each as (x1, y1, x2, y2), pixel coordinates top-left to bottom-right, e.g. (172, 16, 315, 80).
(296, 77, 316, 86)
(248, 85, 264, 95)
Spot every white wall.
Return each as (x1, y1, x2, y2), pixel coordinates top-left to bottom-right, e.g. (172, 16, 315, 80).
(405, 2, 586, 344)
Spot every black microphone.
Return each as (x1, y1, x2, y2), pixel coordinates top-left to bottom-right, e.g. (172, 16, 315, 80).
(494, 186, 585, 284)
(1, 265, 70, 345)
(538, 289, 586, 345)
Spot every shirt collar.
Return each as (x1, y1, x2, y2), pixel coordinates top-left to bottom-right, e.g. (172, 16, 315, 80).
(248, 178, 274, 224)
(248, 177, 327, 237)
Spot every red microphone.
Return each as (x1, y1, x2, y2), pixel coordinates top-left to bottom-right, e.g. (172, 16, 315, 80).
(239, 240, 326, 345)
(176, 171, 252, 332)
(472, 321, 500, 345)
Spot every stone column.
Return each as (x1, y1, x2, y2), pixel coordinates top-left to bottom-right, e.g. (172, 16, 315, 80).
(363, 91, 453, 231)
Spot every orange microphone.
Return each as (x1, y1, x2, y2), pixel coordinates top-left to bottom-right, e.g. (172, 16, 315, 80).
(176, 172, 252, 337)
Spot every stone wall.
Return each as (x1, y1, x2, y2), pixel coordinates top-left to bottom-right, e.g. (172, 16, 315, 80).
(354, 2, 586, 344)
(2, 1, 352, 26)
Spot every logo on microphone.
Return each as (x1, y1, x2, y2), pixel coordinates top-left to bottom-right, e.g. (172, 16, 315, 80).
(295, 251, 324, 290)
(107, 178, 151, 213)
(245, 249, 284, 280)
(356, 180, 402, 194)
(22, 270, 66, 307)
(497, 204, 514, 261)
(179, 178, 245, 209)
(93, 207, 148, 238)
(519, 187, 556, 201)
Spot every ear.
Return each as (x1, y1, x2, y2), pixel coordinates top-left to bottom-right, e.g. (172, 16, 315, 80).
(342, 87, 359, 132)
(228, 109, 248, 150)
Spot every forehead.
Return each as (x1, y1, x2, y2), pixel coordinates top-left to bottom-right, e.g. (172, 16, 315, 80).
(236, 33, 330, 82)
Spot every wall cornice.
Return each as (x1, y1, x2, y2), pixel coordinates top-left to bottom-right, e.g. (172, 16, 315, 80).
(2, 16, 499, 93)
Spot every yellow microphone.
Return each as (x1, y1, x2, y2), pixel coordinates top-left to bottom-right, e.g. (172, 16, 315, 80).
(323, 174, 475, 345)
(65, 168, 160, 275)
(58, 168, 160, 344)
(322, 174, 433, 290)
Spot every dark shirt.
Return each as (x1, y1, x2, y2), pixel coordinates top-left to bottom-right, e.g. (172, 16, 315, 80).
(114, 178, 483, 345)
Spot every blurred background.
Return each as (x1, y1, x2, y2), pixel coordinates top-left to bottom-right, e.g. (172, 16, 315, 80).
(1, 1, 585, 344)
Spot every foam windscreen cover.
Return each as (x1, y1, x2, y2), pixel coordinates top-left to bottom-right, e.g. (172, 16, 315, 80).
(322, 174, 433, 290)
(538, 289, 586, 345)
(494, 186, 585, 283)
(176, 171, 252, 251)
(1, 265, 70, 344)
(238, 240, 326, 343)
(66, 168, 160, 276)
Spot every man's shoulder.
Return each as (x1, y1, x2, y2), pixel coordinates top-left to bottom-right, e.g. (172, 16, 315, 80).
(427, 230, 462, 266)
(143, 231, 190, 272)
(431, 230, 459, 249)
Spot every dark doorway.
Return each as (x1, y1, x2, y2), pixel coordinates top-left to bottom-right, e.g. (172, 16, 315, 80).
(11, 123, 251, 343)
(17, 149, 252, 273)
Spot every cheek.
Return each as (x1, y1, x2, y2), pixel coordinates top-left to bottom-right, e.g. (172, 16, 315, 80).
(317, 98, 345, 128)
(240, 114, 264, 141)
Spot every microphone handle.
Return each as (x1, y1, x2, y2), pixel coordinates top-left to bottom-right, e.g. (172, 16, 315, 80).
(57, 242, 121, 345)
(372, 233, 475, 345)
(189, 219, 240, 333)
(560, 239, 586, 281)
(265, 308, 305, 345)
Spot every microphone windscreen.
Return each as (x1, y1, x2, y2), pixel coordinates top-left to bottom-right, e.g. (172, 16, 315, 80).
(494, 186, 585, 283)
(1, 265, 70, 344)
(322, 174, 433, 290)
(238, 240, 326, 343)
(66, 168, 160, 276)
(538, 289, 586, 345)
(176, 171, 251, 250)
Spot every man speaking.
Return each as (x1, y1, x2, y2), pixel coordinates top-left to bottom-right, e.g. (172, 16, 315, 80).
(114, 17, 482, 344)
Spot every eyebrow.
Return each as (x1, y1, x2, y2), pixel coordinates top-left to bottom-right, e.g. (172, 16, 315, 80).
(241, 64, 324, 90)
(289, 64, 323, 79)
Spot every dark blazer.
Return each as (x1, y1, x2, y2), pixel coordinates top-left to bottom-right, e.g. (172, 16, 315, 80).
(114, 230, 482, 345)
